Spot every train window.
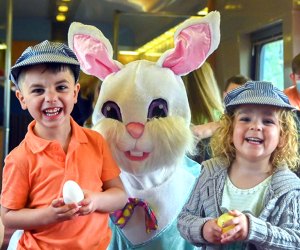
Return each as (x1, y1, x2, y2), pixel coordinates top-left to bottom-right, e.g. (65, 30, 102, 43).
(259, 39, 283, 89)
(251, 23, 283, 90)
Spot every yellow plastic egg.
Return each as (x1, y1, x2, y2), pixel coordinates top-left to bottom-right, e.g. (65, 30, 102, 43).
(217, 213, 235, 233)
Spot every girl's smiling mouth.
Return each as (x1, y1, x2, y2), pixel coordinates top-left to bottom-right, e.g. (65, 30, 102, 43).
(245, 137, 263, 144)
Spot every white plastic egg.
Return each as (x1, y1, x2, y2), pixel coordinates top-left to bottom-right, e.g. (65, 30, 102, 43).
(63, 180, 84, 204)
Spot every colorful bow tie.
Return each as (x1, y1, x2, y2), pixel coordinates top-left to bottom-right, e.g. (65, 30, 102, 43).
(110, 197, 158, 233)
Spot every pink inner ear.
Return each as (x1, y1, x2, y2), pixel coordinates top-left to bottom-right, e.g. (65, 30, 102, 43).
(162, 24, 211, 75)
(73, 34, 120, 80)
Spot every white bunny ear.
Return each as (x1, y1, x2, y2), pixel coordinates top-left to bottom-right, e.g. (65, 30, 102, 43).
(157, 11, 220, 76)
(68, 22, 123, 81)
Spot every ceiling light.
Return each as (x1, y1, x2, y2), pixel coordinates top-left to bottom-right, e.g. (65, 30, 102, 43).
(0, 43, 7, 50)
(119, 51, 139, 55)
(133, 13, 211, 61)
(58, 5, 69, 12)
(224, 4, 242, 10)
(56, 14, 66, 22)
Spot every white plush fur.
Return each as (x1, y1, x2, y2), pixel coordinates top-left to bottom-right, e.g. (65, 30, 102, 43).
(93, 115, 194, 179)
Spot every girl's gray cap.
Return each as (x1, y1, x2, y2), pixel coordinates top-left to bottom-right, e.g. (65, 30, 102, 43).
(9, 40, 80, 86)
(224, 81, 295, 113)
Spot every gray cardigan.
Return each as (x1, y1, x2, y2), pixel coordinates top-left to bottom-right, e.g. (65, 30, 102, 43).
(177, 157, 300, 249)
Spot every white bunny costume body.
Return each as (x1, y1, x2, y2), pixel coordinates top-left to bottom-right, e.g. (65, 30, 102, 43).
(67, 11, 220, 250)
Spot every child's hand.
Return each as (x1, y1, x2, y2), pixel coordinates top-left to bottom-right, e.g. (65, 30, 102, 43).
(77, 190, 97, 216)
(49, 198, 80, 222)
(219, 210, 249, 244)
(202, 219, 222, 244)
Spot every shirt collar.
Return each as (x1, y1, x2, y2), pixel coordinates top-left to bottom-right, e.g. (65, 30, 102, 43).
(25, 118, 88, 154)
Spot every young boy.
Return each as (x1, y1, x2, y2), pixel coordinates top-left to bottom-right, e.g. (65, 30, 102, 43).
(284, 53, 300, 109)
(1, 40, 127, 249)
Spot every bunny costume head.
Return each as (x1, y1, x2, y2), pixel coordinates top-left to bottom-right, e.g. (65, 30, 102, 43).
(68, 11, 220, 249)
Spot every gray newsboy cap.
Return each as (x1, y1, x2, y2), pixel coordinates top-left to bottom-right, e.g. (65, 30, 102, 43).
(224, 81, 295, 113)
(10, 40, 80, 86)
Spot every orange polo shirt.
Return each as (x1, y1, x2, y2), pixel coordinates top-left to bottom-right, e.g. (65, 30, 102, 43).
(1, 118, 121, 250)
(284, 85, 300, 110)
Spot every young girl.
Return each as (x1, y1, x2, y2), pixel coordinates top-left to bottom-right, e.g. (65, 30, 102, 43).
(177, 81, 300, 249)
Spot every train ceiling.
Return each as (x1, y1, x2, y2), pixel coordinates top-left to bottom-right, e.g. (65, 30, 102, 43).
(0, 0, 208, 48)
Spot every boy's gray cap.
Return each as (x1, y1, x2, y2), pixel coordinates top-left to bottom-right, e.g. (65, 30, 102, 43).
(224, 81, 295, 113)
(10, 40, 80, 86)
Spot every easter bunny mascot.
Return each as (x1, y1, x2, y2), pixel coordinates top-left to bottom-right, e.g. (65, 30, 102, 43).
(68, 11, 220, 250)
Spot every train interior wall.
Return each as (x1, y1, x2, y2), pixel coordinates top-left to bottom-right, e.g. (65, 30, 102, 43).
(215, 0, 300, 90)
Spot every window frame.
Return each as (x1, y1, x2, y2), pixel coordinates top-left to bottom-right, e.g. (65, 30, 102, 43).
(250, 22, 283, 88)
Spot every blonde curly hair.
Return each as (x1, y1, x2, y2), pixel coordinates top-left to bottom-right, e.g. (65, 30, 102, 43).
(210, 107, 300, 170)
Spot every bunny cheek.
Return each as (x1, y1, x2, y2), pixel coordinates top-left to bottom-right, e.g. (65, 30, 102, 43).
(117, 116, 193, 175)
(93, 115, 193, 175)
(93, 119, 154, 174)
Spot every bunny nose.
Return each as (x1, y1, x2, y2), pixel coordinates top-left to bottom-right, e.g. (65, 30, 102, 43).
(126, 122, 145, 139)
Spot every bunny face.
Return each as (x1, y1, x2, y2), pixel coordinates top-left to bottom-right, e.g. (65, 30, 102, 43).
(92, 60, 191, 125)
(92, 60, 194, 175)
(68, 11, 220, 175)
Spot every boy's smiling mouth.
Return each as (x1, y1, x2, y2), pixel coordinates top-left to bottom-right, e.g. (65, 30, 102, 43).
(43, 107, 62, 116)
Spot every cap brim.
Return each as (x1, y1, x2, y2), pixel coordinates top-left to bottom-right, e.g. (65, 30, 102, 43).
(225, 96, 296, 113)
(10, 53, 80, 85)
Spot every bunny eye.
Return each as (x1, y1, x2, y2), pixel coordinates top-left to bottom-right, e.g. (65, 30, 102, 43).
(101, 101, 122, 121)
(147, 98, 168, 119)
